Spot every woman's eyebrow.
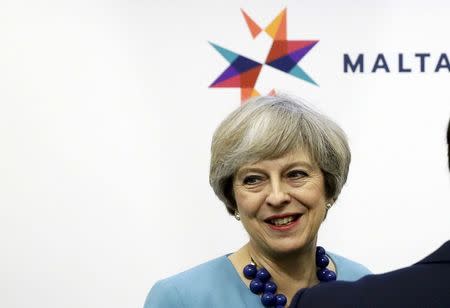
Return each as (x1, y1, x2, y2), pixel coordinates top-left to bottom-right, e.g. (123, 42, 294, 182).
(283, 161, 314, 170)
(235, 167, 266, 178)
(236, 161, 314, 177)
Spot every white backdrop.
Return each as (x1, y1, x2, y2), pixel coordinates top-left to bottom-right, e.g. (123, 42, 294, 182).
(1, 1, 450, 308)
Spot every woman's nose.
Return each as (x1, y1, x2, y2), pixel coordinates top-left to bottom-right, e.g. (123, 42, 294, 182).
(265, 182, 291, 207)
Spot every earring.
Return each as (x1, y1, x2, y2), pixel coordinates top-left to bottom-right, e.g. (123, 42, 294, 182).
(324, 203, 333, 220)
(234, 210, 241, 221)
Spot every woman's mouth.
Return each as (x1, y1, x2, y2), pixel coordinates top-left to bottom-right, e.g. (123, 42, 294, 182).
(264, 214, 301, 229)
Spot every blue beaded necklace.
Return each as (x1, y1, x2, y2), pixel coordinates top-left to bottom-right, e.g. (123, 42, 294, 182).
(242, 246, 336, 307)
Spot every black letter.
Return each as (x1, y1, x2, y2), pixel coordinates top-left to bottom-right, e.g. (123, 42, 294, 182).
(372, 54, 390, 72)
(344, 54, 363, 73)
(399, 53, 411, 72)
(415, 53, 430, 72)
(435, 53, 450, 72)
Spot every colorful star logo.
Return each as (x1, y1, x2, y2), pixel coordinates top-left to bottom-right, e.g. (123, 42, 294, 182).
(209, 8, 319, 103)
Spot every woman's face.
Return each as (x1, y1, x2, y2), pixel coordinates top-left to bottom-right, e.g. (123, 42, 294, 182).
(233, 149, 329, 257)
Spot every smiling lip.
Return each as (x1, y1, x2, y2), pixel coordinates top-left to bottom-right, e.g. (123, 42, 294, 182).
(264, 213, 302, 231)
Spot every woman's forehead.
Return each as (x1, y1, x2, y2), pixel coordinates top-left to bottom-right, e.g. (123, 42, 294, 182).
(237, 149, 316, 171)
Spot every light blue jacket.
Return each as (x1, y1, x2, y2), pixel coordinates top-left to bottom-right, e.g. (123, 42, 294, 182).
(144, 253, 371, 308)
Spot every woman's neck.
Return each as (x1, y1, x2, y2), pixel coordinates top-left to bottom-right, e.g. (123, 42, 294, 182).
(229, 241, 322, 305)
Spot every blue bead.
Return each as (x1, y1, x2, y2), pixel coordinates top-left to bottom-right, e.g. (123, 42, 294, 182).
(316, 246, 326, 256)
(317, 268, 329, 281)
(324, 270, 337, 282)
(261, 292, 276, 306)
(249, 278, 264, 294)
(316, 254, 329, 268)
(275, 293, 287, 306)
(243, 264, 257, 279)
(317, 268, 337, 282)
(256, 268, 271, 282)
(275, 306, 285, 308)
(264, 281, 277, 294)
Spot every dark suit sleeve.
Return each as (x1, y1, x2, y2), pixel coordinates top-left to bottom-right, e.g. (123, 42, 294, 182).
(289, 281, 359, 308)
(289, 242, 450, 308)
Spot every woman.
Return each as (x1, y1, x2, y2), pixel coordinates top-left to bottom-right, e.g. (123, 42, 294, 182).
(144, 94, 371, 307)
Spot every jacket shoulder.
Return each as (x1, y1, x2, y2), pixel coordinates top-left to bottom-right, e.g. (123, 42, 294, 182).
(144, 278, 184, 308)
(143, 255, 234, 308)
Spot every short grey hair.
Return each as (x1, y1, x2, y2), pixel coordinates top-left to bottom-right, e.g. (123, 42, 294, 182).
(209, 94, 351, 215)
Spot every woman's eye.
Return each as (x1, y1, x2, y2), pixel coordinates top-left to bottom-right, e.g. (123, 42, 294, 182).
(243, 175, 262, 185)
(287, 170, 307, 179)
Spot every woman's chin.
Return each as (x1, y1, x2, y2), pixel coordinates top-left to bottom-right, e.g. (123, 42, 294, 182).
(263, 238, 311, 257)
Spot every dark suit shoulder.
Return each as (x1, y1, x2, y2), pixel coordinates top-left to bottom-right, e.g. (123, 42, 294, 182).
(290, 256, 450, 308)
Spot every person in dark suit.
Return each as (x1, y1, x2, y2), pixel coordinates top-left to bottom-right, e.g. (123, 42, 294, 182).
(290, 119, 450, 308)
